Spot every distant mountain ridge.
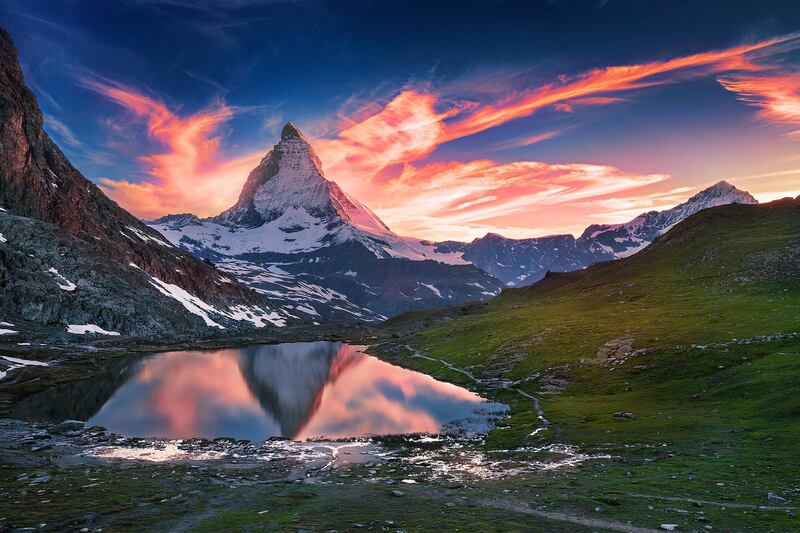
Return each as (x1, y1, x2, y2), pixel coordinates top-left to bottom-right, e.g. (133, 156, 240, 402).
(149, 123, 502, 321)
(150, 118, 758, 318)
(435, 181, 757, 287)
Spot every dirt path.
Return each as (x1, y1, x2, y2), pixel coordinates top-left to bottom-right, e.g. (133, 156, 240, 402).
(474, 497, 661, 533)
(627, 492, 800, 511)
(403, 343, 552, 428)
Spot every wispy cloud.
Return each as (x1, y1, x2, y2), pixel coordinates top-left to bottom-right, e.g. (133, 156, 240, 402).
(582, 186, 695, 221)
(374, 160, 668, 240)
(719, 71, 800, 137)
(441, 34, 799, 142)
(82, 78, 263, 218)
(44, 115, 84, 148)
(84, 32, 800, 240)
(489, 130, 563, 151)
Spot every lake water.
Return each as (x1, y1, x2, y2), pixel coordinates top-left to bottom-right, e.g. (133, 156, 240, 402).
(17, 342, 506, 442)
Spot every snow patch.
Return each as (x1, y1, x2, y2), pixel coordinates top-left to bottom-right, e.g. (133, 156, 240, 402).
(148, 273, 286, 329)
(3, 356, 48, 367)
(294, 304, 319, 316)
(67, 324, 121, 336)
(0, 356, 49, 380)
(0, 233, 6, 243)
(123, 225, 173, 247)
(420, 283, 442, 298)
(0, 329, 17, 335)
(224, 304, 286, 328)
(148, 276, 225, 328)
(47, 267, 77, 291)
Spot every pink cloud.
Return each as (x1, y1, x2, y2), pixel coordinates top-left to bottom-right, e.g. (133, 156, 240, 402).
(86, 33, 798, 241)
(719, 71, 800, 137)
(83, 79, 263, 219)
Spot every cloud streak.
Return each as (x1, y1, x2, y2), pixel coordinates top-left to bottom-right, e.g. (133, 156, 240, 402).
(440, 34, 798, 142)
(87, 32, 799, 240)
(719, 71, 800, 137)
(83, 79, 263, 218)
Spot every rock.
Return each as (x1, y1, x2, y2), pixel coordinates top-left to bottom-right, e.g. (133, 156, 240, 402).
(391, 490, 404, 497)
(767, 491, 786, 503)
(0, 29, 275, 337)
(54, 420, 84, 433)
(660, 525, 678, 531)
(612, 412, 637, 420)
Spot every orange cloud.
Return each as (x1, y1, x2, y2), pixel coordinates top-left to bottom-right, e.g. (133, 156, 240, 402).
(314, 35, 796, 195)
(84, 80, 263, 219)
(719, 71, 800, 137)
(87, 33, 798, 241)
(442, 34, 796, 142)
(374, 159, 667, 241)
(314, 90, 453, 189)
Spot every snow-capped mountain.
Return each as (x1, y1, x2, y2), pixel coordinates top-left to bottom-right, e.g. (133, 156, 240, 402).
(433, 233, 600, 287)
(153, 123, 465, 263)
(149, 123, 501, 321)
(581, 180, 757, 258)
(436, 181, 757, 287)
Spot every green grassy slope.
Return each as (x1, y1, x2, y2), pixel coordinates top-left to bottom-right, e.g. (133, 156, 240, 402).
(379, 199, 800, 531)
(389, 199, 800, 375)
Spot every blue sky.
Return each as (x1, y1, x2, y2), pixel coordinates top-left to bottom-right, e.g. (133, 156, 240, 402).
(3, 0, 799, 240)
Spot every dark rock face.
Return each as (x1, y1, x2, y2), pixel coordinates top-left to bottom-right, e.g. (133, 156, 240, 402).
(441, 233, 601, 287)
(0, 28, 285, 335)
(237, 242, 503, 319)
(0, 210, 250, 336)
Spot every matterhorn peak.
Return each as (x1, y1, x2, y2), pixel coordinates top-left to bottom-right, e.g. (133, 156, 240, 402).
(212, 119, 392, 239)
(281, 121, 304, 141)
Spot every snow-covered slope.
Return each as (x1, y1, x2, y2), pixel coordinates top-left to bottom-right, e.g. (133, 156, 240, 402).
(164, 123, 463, 263)
(436, 181, 758, 287)
(148, 123, 500, 321)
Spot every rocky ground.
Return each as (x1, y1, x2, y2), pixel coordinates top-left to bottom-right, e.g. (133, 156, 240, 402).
(2, 330, 799, 531)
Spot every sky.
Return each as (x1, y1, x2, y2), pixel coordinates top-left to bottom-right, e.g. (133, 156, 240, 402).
(2, 0, 800, 241)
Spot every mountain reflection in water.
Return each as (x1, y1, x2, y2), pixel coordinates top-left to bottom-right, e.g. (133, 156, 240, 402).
(17, 342, 503, 441)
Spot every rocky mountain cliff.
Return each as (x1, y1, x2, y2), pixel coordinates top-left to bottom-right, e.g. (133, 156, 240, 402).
(0, 28, 290, 337)
(149, 123, 502, 321)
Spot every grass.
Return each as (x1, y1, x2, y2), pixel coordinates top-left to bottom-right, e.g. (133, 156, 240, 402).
(378, 200, 800, 530)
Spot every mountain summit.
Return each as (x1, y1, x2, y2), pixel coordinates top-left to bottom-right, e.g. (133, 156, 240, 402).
(150, 123, 502, 321)
(582, 180, 757, 258)
(214, 123, 391, 240)
(155, 122, 453, 261)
